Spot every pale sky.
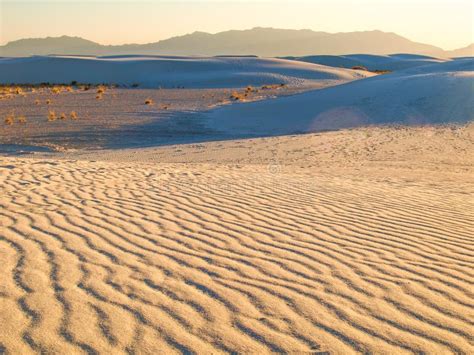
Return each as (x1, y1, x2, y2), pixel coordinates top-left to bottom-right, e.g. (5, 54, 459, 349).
(0, 0, 472, 50)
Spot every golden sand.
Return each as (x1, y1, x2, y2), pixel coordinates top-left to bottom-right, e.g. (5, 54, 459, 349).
(1, 125, 473, 354)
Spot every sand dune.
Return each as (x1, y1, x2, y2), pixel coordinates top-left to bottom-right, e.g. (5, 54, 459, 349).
(1, 57, 471, 153)
(285, 53, 448, 71)
(0, 55, 373, 88)
(205, 58, 474, 135)
(1, 125, 473, 354)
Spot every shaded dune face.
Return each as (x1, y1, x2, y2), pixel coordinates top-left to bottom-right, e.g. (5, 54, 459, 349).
(205, 58, 474, 135)
(1, 126, 473, 354)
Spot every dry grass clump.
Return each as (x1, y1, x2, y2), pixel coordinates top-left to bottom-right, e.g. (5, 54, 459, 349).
(51, 86, 62, 94)
(0, 84, 73, 98)
(4, 113, 14, 126)
(46, 99, 52, 105)
(261, 83, 286, 90)
(230, 86, 260, 101)
(97, 86, 106, 94)
(17, 116, 26, 124)
(59, 112, 67, 120)
(0, 86, 27, 98)
(245, 86, 258, 93)
(49, 85, 74, 94)
(48, 110, 57, 121)
(70, 111, 78, 120)
(160, 104, 169, 110)
(145, 98, 154, 105)
(96, 94, 103, 100)
(35, 99, 41, 105)
(228, 84, 271, 101)
(230, 91, 246, 101)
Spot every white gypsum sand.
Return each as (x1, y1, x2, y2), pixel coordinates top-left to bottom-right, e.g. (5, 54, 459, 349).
(0, 50, 473, 354)
(205, 58, 474, 135)
(1, 125, 473, 354)
(0, 55, 374, 88)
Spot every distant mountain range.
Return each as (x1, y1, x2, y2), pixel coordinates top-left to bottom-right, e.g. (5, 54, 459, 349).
(443, 44, 474, 58)
(0, 28, 472, 57)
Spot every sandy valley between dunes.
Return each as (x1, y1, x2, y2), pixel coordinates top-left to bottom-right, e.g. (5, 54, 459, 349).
(1, 125, 473, 354)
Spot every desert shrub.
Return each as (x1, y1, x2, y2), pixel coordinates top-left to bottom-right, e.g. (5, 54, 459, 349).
(48, 110, 57, 121)
(4, 114, 14, 125)
(70, 111, 78, 120)
(59, 112, 67, 120)
(230, 91, 245, 101)
(261, 84, 283, 90)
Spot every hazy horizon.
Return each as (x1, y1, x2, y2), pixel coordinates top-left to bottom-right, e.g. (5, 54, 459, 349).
(1, 0, 473, 50)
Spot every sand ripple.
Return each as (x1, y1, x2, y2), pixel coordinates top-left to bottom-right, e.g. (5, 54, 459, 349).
(1, 131, 473, 354)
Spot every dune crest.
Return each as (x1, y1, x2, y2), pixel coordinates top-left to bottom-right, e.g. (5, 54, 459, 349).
(0, 55, 373, 89)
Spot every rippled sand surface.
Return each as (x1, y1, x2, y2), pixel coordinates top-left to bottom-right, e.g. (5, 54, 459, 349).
(1, 125, 473, 354)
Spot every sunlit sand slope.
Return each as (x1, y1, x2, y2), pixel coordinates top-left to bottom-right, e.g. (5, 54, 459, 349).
(1, 126, 473, 354)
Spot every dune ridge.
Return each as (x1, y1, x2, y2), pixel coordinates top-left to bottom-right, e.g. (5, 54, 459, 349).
(284, 53, 447, 71)
(1, 126, 473, 354)
(206, 58, 474, 134)
(0, 55, 373, 88)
